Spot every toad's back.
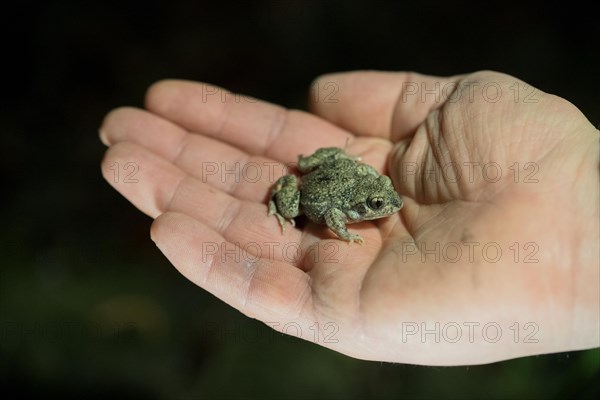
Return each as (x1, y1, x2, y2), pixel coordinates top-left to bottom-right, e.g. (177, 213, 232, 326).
(299, 158, 376, 223)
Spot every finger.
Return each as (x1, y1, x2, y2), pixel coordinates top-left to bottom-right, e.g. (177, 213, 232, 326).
(100, 107, 290, 203)
(101, 141, 179, 218)
(151, 212, 315, 323)
(99, 106, 185, 151)
(309, 71, 462, 141)
(100, 141, 310, 263)
(144, 79, 354, 163)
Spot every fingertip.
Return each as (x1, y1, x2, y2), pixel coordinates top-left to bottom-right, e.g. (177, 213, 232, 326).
(99, 141, 138, 188)
(98, 107, 123, 146)
(308, 70, 359, 114)
(99, 106, 140, 146)
(99, 127, 110, 146)
(150, 211, 179, 244)
(145, 79, 187, 114)
(99, 142, 121, 182)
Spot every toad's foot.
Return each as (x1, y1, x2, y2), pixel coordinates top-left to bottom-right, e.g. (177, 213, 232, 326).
(345, 233, 365, 246)
(268, 204, 296, 233)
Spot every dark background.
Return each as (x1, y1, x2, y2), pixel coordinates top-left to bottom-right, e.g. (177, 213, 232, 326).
(1, 1, 598, 398)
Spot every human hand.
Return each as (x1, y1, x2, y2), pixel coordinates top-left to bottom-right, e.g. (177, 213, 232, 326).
(100, 70, 599, 365)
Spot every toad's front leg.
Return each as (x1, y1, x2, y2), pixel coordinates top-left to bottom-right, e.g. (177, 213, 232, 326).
(324, 208, 365, 245)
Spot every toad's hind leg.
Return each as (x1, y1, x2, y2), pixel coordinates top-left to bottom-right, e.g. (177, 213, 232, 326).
(297, 147, 358, 173)
(268, 175, 300, 232)
(356, 164, 379, 177)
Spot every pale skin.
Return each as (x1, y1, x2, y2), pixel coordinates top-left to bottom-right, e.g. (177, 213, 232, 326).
(100, 70, 599, 365)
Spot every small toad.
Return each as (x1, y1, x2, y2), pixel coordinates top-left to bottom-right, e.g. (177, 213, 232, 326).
(268, 147, 403, 245)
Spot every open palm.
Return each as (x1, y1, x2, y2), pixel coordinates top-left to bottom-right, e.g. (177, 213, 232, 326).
(101, 70, 599, 365)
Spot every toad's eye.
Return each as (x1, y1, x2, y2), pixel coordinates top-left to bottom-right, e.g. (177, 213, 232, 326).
(368, 197, 385, 210)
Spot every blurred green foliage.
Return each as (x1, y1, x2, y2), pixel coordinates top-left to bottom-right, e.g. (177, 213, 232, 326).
(1, 1, 598, 398)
